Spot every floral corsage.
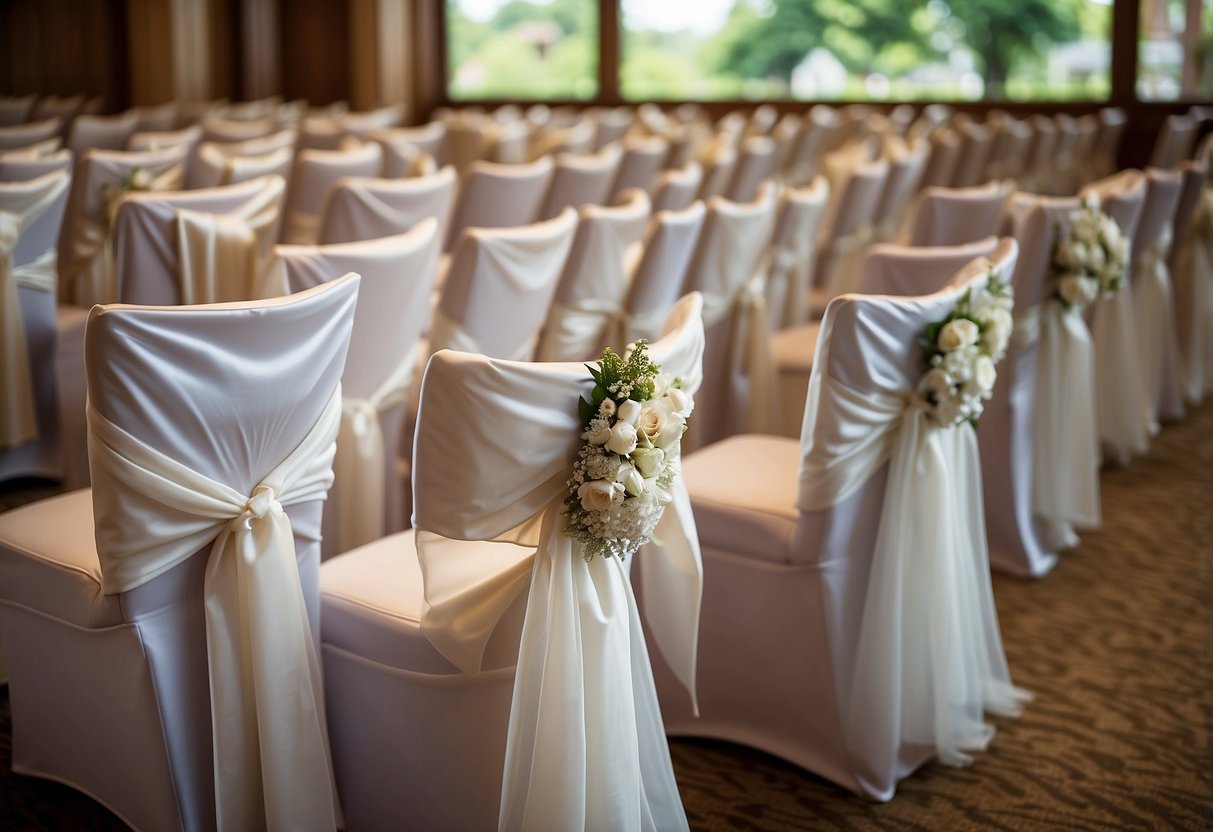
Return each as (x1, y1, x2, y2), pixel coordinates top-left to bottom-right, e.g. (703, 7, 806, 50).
(564, 340, 693, 560)
(918, 270, 1014, 427)
(1051, 201, 1128, 309)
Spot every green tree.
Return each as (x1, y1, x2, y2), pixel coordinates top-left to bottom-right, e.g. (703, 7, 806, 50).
(943, 0, 1081, 96)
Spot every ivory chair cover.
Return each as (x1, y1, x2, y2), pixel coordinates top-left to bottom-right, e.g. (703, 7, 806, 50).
(591, 106, 633, 150)
(67, 111, 138, 156)
(871, 136, 928, 242)
(1148, 113, 1198, 169)
(536, 189, 651, 361)
(200, 113, 278, 144)
(1023, 116, 1059, 194)
(695, 136, 739, 201)
(318, 166, 457, 246)
(443, 156, 553, 251)
(319, 294, 705, 831)
(296, 116, 353, 153)
(681, 181, 778, 445)
(193, 142, 294, 189)
(282, 142, 383, 245)
(0, 94, 34, 126)
(905, 180, 1012, 248)
(1066, 115, 1101, 194)
(0, 137, 62, 160)
(32, 94, 83, 126)
(1081, 170, 1150, 464)
(725, 136, 777, 203)
(984, 116, 1032, 183)
(367, 129, 439, 179)
(132, 101, 180, 133)
(651, 161, 703, 213)
(127, 124, 203, 153)
(772, 237, 1000, 438)
(786, 105, 843, 186)
(760, 177, 830, 329)
(619, 201, 707, 346)
(1170, 161, 1213, 402)
(0, 170, 71, 482)
(0, 148, 72, 183)
(537, 143, 623, 220)
(814, 158, 888, 308)
(528, 117, 596, 160)
(56, 144, 188, 306)
(1130, 167, 1187, 426)
(1048, 114, 1081, 197)
(368, 122, 448, 168)
(277, 221, 441, 556)
(951, 119, 994, 188)
(338, 105, 405, 139)
(1091, 108, 1128, 180)
(0, 118, 63, 151)
(0, 274, 359, 831)
(646, 249, 1027, 801)
(610, 135, 669, 201)
(917, 128, 961, 190)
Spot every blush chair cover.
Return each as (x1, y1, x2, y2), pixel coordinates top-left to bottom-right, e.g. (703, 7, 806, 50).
(872, 136, 928, 242)
(537, 144, 623, 220)
(1170, 161, 1212, 402)
(0, 274, 359, 831)
(1131, 167, 1186, 427)
(317, 166, 457, 246)
(610, 135, 669, 201)
(57, 144, 188, 306)
(815, 157, 888, 307)
(282, 142, 383, 245)
(620, 200, 707, 346)
(917, 127, 961, 190)
(725, 136, 776, 203)
(682, 181, 778, 445)
(1091, 108, 1127, 180)
(984, 116, 1033, 183)
(761, 177, 830, 329)
(319, 293, 705, 831)
(647, 249, 1026, 802)
(537, 190, 650, 362)
(0, 118, 63, 151)
(905, 180, 1012, 248)
(0, 170, 70, 480)
(772, 237, 1000, 438)
(651, 161, 703, 213)
(433, 207, 578, 362)
(277, 221, 441, 556)
(0, 148, 72, 183)
(443, 156, 554, 251)
(67, 111, 139, 156)
(1081, 170, 1151, 463)
(951, 119, 994, 188)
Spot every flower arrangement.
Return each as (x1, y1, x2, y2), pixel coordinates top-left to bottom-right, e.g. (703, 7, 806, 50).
(564, 340, 693, 561)
(918, 270, 1014, 427)
(101, 166, 156, 226)
(1051, 201, 1128, 310)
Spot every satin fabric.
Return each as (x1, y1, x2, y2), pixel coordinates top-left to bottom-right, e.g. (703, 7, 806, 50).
(1171, 176, 1213, 403)
(761, 178, 829, 330)
(1133, 228, 1186, 427)
(282, 143, 383, 245)
(414, 294, 705, 831)
(1, 170, 69, 449)
(444, 157, 554, 251)
(620, 201, 706, 346)
(797, 263, 1029, 774)
(318, 166, 456, 245)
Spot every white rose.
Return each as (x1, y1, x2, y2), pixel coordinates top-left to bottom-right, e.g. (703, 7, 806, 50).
(616, 463, 646, 497)
(1087, 243, 1106, 273)
(636, 401, 668, 445)
(649, 398, 686, 450)
(932, 391, 962, 426)
(1057, 274, 1091, 307)
(921, 367, 953, 395)
(943, 346, 975, 382)
(982, 307, 1013, 360)
(1056, 239, 1085, 271)
(652, 373, 672, 398)
(973, 354, 997, 395)
(1100, 218, 1121, 248)
(130, 168, 153, 190)
(937, 318, 979, 352)
(616, 399, 641, 426)
(578, 479, 623, 512)
(666, 387, 694, 419)
(581, 419, 611, 445)
(606, 421, 638, 456)
(1072, 217, 1098, 244)
(631, 446, 665, 478)
(598, 397, 616, 418)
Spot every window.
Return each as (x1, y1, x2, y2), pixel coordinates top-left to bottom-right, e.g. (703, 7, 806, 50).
(446, 0, 599, 100)
(1137, 0, 1213, 100)
(619, 0, 1112, 102)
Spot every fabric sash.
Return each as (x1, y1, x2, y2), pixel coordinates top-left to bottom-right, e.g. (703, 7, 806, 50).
(1174, 190, 1213, 402)
(823, 225, 874, 302)
(700, 274, 777, 435)
(88, 390, 343, 831)
(762, 234, 815, 329)
(1132, 226, 1184, 429)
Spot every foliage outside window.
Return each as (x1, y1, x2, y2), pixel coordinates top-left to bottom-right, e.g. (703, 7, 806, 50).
(447, 0, 599, 100)
(1137, 0, 1213, 100)
(621, 0, 1112, 102)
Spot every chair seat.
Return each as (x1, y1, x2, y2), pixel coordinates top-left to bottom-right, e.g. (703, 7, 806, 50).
(772, 321, 821, 372)
(0, 489, 123, 628)
(321, 529, 529, 675)
(683, 435, 801, 564)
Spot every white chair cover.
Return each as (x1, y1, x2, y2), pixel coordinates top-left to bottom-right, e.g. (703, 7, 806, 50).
(0, 117, 63, 150)
(57, 144, 188, 306)
(1091, 108, 1127, 180)
(0, 148, 72, 183)
(193, 142, 293, 189)
(917, 128, 961, 190)
(1168, 161, 1212, 402)
(0, 137, 62, 161)
(67, 111, 139, 156)
(1148, 113, 1198, 170)
(444, 156, 553, 251)
(282, 142, 383, 245)
(368, 121, 448, 169)
(132, 101, 180, 133)
(872, 137, 928, 242)
(200, 113, 278, 144)
(786, 105, 842, 186)
(1082, 171, 1151, 464)
(414, 293, 705, 830)
(984, 117, 1032, 183)
(610, 136, 668, 202)
(338, 104, 405, 139)
(695, 136, 739, 202)
(950, 120, 994, 188)
(905, 180, 1012, 248)
(816, 157, 888, 307)
(760, 177, 829, 329)
(127, 124, 203, 153)
(724, 136, 776, 203)
(537, 190, 650, 362)
(682, 181, 778, 444)
(0, 170, 69, 466)
(318, 166, 457, 246)
(1024, 116, 1058, 193)
(621, 201, 707, 345)
(537, 144, 623, 220)
(277, 220, 441, 555)
(651, 161, 702, 213)
(0, 94, 34, 126)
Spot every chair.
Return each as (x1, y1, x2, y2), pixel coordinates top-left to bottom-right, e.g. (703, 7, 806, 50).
(131, 101, 180, 133)
(127, 124, 203, 153)
(200, 113, 278, 144)
(645, 244, 1026, 802)
(277, 221, 441, 557)
(950, 119, 994, 188)
(537, 143, 623, 220)
(443, 156, 553, 251)
(1169, 160, 1212, 403)
(67, 111, 139, 156)
(338, 104, 405, 139)
(725, 135, 776, 203)
(695, 136, 739, 201)
(0, 274, 359, 831)
(786, 105, 843, 186)
(0, 137, 61, 160)
(916, 127, 961, 190)
(984, 116, 1033, 183)
(1023, 115, 1058, 193)
(761, 177, 830, 330)
(0, 170, 71, 483)
(813, 157, 888, 308)
(536, 189, 651, 361)
(772, 237, 1000, 438)
(0, 118, 63, 151)
(192, 142, 294, 189)
(610, 135, 668, 201)
(619, 200, 707, 346)
(1091, 108, 1127, 180)
(319, 293, 705, 831)
(0, 94, 35, 126)
(0, 148, 72, 183)
(905, 180, 1012, 247)
(682, 181, 778, 445)
(318, 165, 457, 246)
(282, 141, 383, 245)
(1149, 113, 1198, 169)
(871, 136, 928, 242)
(369, 121, 448, 169)
(651, 160, 703, 212)
(57, 144, 189, 306)
(591, 106, 632, 150)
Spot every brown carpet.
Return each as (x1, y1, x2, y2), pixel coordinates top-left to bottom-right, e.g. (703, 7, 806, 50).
(2, 403, 1210, 831)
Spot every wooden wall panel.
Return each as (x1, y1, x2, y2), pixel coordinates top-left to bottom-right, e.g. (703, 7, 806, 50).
(280, 0, 349, 105)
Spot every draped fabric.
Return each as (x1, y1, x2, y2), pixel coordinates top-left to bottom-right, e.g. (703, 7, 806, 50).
(1022, 301, 1101, 550)
(0, 170, 69, 449)
(1132, 227, 1186, 428)
(1174, 189, 1213, 402)
(88, 390, 344, 831)
(414, 295, 705, 831)
(797, 283, 1028, 775)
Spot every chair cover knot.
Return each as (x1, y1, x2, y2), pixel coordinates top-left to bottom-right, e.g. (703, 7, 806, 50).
(239, 484, 282, 526)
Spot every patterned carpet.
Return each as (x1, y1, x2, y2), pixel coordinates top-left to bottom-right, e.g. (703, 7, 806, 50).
(1, 402, 1210, 831)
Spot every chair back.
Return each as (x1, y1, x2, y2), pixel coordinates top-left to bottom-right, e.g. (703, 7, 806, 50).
(763, 177, 830, 328)
(2, 170, 71, 266)
(319, 165, 457, 245)
(857, 236, 1000, 297)
(907, 180, 1011, 247)
(951, 120, 994, 188)
(0, 118, 62, 151)
(444, 156, 553, 250)
(127, 124, 203, 153)
(725, 136, 776, 204)
(68, 112, 139, 156)
(1131, 167, 1184, 269)
(1149, 113, 1198, 169)
(282, 141, 383, 244)
(917, 127, 960, 190)
(369, 121, 448, 168)
(538, 143, 623, 220)
(622, 200, 707, 342)
(610, 135, 668, 201)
